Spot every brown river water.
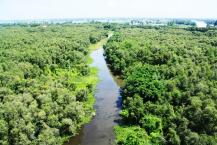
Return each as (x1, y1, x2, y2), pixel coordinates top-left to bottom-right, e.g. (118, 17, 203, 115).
(64, 48, 122, 145)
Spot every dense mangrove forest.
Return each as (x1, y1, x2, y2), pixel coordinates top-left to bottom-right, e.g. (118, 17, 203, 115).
(0, 24, 108, 144)
(0, 22, 217, 145)
(104, 26, 217, 145)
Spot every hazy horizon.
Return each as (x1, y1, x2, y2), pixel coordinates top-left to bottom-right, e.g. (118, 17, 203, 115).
(1, 0, 217, 20)
(0, 17, 216, 22)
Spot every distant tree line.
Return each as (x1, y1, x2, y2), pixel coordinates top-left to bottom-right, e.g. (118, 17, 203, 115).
(167, 19, 196, 26)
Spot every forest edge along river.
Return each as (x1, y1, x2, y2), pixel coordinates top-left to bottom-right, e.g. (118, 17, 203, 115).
(64, 36, 123, 145)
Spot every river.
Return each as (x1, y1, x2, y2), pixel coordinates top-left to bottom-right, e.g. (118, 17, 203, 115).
(64, 47, 122, 145)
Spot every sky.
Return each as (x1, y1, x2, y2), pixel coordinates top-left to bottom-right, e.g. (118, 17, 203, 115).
(1, 0, 217, 20)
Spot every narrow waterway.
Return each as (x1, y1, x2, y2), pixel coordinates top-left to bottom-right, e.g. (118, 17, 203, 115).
(65, 48, 122, 145)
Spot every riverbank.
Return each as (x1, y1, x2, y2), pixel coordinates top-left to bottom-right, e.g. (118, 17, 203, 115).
(89, 31, 113, 51)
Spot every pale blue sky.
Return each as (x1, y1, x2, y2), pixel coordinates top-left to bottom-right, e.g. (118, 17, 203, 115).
(1, 0, 217, 20)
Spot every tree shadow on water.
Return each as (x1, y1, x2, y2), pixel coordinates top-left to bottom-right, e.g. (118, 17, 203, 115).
(114, 88, 123, 125)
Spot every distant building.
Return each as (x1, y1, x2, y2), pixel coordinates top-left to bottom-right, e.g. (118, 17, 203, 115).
(193, 20, 207, 28)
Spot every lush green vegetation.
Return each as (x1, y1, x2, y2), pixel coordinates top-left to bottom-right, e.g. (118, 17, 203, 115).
(104, 26, 217, 144)
(0, 24, 107, 144)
